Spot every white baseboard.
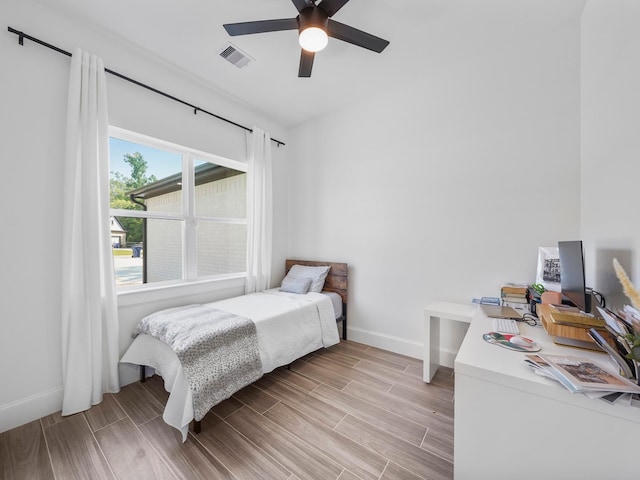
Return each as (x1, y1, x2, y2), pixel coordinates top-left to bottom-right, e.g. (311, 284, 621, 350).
(439, 349, 457, 369)
(1, 366, 148, 434)
(0, 387, 63, 434)
(346, 326, 459, 369)
(346, 326, 423, 359)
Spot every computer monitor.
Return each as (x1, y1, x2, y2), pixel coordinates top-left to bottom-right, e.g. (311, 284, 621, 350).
(557, 240, 590, 313)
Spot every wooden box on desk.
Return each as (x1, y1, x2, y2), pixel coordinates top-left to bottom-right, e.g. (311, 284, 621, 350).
(537, 304, 613, 350)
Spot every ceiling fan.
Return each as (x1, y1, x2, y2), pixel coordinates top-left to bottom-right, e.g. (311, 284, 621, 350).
(223, 0, 390, 78)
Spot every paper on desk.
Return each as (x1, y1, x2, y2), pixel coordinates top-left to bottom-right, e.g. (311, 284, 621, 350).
(597, 306, 625, 335)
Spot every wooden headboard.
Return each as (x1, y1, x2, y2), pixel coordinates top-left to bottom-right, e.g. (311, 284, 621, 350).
(285, 259, 348, 304)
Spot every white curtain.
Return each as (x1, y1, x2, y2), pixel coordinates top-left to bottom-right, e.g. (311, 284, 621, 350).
(245, 127, 273, 294)
(61, 48, 120, 415)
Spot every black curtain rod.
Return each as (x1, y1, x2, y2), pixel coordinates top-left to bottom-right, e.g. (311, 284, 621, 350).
(7, 26, 285, 147)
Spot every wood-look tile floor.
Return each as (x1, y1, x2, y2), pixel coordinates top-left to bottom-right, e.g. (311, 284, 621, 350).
(1, 340, 454, 480)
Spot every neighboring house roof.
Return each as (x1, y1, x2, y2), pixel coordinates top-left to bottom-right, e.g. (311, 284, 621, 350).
(127, 163, 243, 200)
(110, 216, 127, 234)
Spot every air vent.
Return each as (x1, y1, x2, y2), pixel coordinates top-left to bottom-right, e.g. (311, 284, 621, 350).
(218, 43, 254, 68)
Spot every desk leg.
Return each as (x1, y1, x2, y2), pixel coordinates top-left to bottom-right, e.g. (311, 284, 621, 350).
(423, 313, 440, 383)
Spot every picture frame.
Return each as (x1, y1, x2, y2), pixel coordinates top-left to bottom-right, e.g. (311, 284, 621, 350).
(536, 246, 561, 292)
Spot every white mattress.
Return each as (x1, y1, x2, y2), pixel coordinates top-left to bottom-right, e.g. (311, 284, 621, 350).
(120, 289, 340, 441)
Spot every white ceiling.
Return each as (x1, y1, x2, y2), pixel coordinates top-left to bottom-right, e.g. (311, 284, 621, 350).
(37, 0, 586, 127)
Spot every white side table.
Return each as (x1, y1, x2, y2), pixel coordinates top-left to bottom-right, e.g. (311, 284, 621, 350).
(423, 301, 477, 382)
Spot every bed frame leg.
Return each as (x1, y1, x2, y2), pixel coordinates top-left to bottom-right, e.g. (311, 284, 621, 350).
(342, 303, 347, 340)
(193, 420, 201, 434)
(140, 365, 146, 383)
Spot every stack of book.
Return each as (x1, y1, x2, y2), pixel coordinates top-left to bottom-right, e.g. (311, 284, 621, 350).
(524, 353, 640, 404)
(501, 283, 529, 312)
(538, 303, 608, 350)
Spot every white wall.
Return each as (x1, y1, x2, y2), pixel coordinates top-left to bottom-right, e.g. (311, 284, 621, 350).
(0, 0, 289, 432)
(288, 5, 583, 359)
(580, 0, 640, 309)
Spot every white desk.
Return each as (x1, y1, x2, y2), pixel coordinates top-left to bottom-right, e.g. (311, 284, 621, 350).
(454, 310, 640, 479)
(423, 301, 477, 382)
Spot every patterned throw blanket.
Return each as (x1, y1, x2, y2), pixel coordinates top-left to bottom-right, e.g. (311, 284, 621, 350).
(133, 304, 262, 421)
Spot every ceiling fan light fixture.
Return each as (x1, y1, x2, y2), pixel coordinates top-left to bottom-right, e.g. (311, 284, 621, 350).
(222, 1, 390, 77)
(299, 27, 328, 52)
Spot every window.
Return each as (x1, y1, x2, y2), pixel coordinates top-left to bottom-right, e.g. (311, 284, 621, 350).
(109, 127, 247, 288)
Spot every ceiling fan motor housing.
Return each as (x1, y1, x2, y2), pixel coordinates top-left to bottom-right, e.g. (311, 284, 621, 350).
(297, 7, 328, 33)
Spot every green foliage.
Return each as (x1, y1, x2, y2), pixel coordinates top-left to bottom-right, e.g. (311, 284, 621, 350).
(110, 172, 129, 204)
(110, 152, 155, 244)
(624, 334, 640, 361)
(111, 197, 142, 211)
(124, 152, 157, 188)
(118, 217, 143, 243)
(110, 152, 158, 201)
(530, 283, 546, 295)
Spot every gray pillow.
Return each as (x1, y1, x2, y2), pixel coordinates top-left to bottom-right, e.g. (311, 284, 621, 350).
(279, 275, 312, 294)
(287, 264, 330, 293)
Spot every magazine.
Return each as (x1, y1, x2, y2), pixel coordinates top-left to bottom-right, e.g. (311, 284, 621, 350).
(525, 355, 584, 394)
(525, 354, 624, 398)
(531, 354, 640, 394)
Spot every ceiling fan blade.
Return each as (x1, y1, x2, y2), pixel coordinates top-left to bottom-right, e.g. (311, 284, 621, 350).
(224, 18, 298, 36)
(317, 0, 350, 17)
(298, 49, 315, 77)
(291, 0, 314, 13)
(327, 19, 389, 53)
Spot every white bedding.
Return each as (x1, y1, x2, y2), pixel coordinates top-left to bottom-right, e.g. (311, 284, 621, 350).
(120, 289, 340, 441)
(323, 290, 343, 318)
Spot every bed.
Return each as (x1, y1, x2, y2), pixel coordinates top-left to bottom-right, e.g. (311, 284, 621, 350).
(119, 259, 347, 441)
